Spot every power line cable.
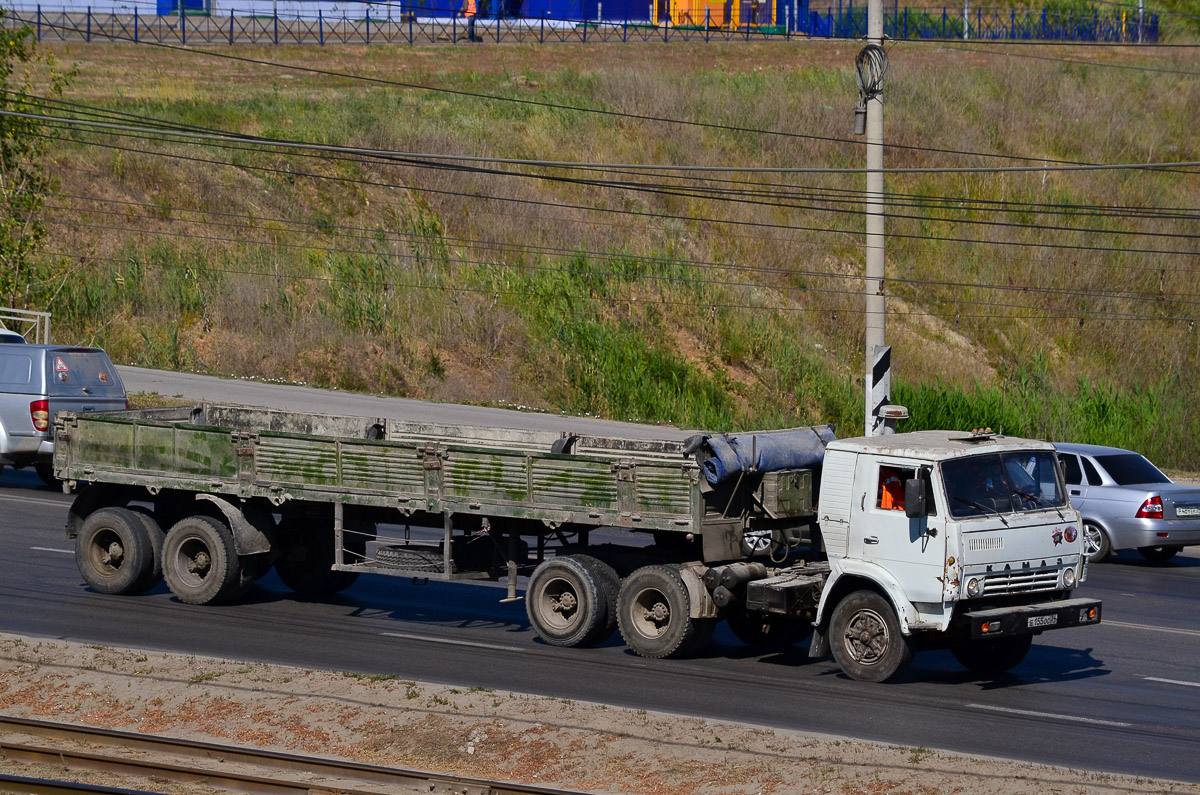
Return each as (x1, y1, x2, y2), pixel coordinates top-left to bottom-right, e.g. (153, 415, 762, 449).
(44, 192, 1200, 305)
(20, 14, 1194, 167)
(36, 127, 1200, 260)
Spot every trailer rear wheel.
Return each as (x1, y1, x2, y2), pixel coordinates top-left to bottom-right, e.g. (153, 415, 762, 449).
(75, 507, 154, 595)
(574, 555, 621, 645)
(727, 608, 813, 650)
(617, 565, 708, 659)
(127, 508, 166, 593)
(162, 516, 243, 605)
(274, 521, 360, 596)
(828, 590, 914, 682)
(526, 557, 607, 647)
(950, 634, 1032, 673)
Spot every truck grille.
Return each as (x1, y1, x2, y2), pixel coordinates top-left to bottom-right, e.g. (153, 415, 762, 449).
(981, 567, 1060, 595)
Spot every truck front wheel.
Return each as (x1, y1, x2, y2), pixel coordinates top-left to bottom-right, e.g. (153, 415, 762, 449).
(526, 556, 607, 647)
(75, 507, 154, 595)
(950, 635, 1032, 673)
(617, 565, 712, 659)
(829, 590, 914, 682)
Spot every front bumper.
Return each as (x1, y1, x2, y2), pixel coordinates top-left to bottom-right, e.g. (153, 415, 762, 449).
(962, 597, 1101, 640)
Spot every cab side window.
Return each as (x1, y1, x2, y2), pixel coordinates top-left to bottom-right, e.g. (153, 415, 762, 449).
(1061, 454, 1083, 486)
(1081, 457, 1103, 486)
(877, 465, 915, 511)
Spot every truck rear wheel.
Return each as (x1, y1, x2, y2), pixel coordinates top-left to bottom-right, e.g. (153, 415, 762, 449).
(162, 516, 244, 605)
(526, 556, 607, 647)
(617, 565, 710, 659)
(727, 608, 813, 650)
(75, 507, 154, 596)
(828, 590, 914, 682)
(274, 521, 360, 596)
(950, 635, 1032, 673)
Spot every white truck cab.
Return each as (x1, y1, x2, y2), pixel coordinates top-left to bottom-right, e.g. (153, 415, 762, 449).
(810, 429, 1101, 681)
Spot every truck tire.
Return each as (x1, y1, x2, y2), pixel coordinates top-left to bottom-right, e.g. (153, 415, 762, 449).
(75, 507, 154, 596)
(526, 556, 607, 648)
(617, 565, 709, 659)
(1082, 522, 1111, 562)
(950, 635, 1032, 673)
(162, 515, 244, 605)
(828, 590, 914, 682)
(127, 508, 166, 593)
(274, 521, 360, 596)
(574, 555, 621, 645)
(727, 607, 813, 650)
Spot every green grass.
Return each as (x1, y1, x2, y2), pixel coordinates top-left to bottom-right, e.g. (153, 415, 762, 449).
(22, 40, 1200, 468)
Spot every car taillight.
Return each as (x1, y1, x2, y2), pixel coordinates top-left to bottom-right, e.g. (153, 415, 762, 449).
(30, 399, 49, 432)
(1135, 496, 1163, 519)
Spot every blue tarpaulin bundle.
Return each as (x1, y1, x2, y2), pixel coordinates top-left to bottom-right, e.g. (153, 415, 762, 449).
(688, 425, 836, 485)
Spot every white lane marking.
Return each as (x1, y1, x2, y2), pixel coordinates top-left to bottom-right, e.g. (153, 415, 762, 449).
(1145, 677, 1200, 688)
(31, 546, 73, 555)
(1104, 620, 1200, 638)
(4, 495, 70, 508)
(380, 631, 526, 653)
(966, 703, 1131, 728)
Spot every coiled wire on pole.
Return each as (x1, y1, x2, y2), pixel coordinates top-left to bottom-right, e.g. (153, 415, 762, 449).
(852, 43, 888, 135)
(855, 43, 889, 104)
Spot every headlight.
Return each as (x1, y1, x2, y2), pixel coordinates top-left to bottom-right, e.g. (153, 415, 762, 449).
(1063, 567, 1077, 588)
(966, 577, 982, 597)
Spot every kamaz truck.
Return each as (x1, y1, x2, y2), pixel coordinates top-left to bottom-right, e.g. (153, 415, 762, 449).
(55, 403, 1100, 682)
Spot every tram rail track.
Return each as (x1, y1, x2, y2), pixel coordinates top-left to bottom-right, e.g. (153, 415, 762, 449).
(0, 715, 585, 795)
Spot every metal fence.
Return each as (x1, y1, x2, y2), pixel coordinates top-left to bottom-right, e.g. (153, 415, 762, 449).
(6, 3, 1161, 43)
(804, 2, 1159, 41)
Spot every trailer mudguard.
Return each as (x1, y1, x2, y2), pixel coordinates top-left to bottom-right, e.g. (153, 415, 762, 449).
(195, 493, 272, 555)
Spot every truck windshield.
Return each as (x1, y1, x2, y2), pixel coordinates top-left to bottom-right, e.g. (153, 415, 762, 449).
(942, 451, 1067, 519)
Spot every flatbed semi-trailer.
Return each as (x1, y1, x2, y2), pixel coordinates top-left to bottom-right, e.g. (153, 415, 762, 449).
(55, 403, 1100, 682)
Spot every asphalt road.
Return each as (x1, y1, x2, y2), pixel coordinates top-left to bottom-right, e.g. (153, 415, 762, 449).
(2, 368, 1198, 783)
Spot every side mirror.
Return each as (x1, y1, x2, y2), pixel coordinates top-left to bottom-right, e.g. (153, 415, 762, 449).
(904, 478, 928, 519)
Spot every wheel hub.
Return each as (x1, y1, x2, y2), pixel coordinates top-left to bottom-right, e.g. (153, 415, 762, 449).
(553, 591, 578, 616)
(187, 551, 212, 576)
(102, 541, 124, 566)
(643, 600, 670, 625)
(844, 609, 888, 665)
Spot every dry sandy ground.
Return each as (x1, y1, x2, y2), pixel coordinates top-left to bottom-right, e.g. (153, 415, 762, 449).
(0, 633, 1196, 795)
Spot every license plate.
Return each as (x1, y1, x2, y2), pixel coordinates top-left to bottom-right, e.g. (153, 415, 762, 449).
(1176, 505, 1200, 517)
(1028, 614, 1058, 628)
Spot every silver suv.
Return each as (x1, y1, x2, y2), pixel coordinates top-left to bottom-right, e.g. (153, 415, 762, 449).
(0, 346, 127, 484)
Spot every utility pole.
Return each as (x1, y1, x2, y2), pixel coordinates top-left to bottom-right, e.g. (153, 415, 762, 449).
(858, 0, 890, 435)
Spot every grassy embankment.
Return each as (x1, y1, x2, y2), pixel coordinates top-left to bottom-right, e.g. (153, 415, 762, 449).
(19, 40, 1200, 465)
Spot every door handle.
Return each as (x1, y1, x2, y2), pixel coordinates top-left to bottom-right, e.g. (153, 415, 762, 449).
(1070, 489, 1081, 496)
(864, 536, 879, 545)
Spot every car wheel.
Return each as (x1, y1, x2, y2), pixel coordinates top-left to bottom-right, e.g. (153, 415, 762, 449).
(35, 461, 59, 487)
(1137, 545, 1180, 564)
(1082, 522, 1111, 562)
